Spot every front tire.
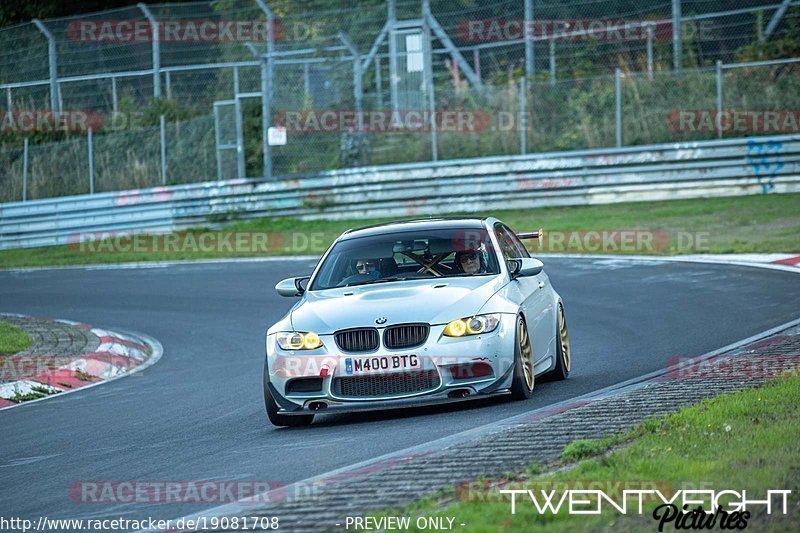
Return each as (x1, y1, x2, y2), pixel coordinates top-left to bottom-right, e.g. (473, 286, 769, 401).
(510, 315, 535, 400)
(263, 364, 314, 427)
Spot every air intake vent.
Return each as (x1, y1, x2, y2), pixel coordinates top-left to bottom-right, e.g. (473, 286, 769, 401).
(332, 370, 441, 398)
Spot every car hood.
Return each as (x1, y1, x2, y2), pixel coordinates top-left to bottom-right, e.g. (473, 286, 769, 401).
(291, 275, 508, 333)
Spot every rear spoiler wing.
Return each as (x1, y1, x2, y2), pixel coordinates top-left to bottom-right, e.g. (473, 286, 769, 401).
(515, 229, 543, 240)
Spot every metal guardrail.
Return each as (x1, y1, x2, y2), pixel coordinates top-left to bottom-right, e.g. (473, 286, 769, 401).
(1, 134, 799, 250)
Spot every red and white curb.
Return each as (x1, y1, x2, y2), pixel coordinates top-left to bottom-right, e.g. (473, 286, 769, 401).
(0, 318, 162, 410)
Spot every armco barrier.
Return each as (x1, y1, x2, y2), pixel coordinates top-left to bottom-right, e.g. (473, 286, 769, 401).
(1, 134, 799, 250)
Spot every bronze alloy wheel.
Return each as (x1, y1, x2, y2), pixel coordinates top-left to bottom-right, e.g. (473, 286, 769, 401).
(518, 317, 534, 390)
(558, 304, 570, 373)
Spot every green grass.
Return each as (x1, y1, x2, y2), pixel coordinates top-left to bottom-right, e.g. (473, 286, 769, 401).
(0, 193, 798, 268)
(377, 374, 800, 532)
(0, 320, 32, 355)
(8, 384, 58, 403)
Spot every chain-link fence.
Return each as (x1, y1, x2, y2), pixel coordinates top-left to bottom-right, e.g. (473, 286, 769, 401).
(1, 0, 798, 202)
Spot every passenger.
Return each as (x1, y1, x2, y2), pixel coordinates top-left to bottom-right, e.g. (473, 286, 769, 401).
(355, 258, 381, 278)
(454, 250, 485, 275)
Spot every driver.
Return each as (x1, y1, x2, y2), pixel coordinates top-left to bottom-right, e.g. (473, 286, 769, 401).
(355, 258, 381, 278)
(454, 250, 485, 275)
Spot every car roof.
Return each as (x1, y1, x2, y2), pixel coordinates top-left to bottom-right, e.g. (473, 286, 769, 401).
(340, 217, 492, 240)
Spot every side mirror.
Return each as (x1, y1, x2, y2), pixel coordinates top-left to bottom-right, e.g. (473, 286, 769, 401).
(276, 276, 309, 297)
(508, 258, 544, 278)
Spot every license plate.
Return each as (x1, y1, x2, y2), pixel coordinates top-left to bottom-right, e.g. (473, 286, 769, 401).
(344, 354, 420, 375)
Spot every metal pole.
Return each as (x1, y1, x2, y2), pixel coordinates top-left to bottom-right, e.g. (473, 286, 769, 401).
(549, 38, 556, 86)
(138, 3, 161, 98)
(524, 0, 534, 78)
(160, 115, 167, 184)
(757, 11, 764, 44)
(6, 87, 11, 111)
(88, 127, 94, 194)
(235, 99, 245, 179)
(233, 65, 239, 95)
(473, 49, 481, 81)
(254, 0, 275, 179)
(519, 77, 527, 155)
(111, 77, 118, 113)
(615, 68, 622, 148)
(389, 34, 399, 111)
(715, 60, 723, 139)
(22, 138, 28, 202)
(260, 56, 272, 179)
(32, 19, 60, 111)
(765, 0, 791, 39)
(213, 104, 223, 181)
(672, 0, 682, 74)
(303, 63, 311, 102)
(375, 56, 383, 108)
(165, 71, 172, 100)
(422, 19, 437, 161)
(388, 0, 398, 111)
(646, 23, 654, 80)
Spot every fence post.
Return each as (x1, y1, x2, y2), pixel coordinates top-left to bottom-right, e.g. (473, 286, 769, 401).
(160, 115, 167, 185)
(32, 19, 60, 111)
(422, 17, 438, 161)
(165, 71, 172, 100)
(524, 0, 534, 78)
(715, 60, 723, 139)
(22, 138, 29, 202)
(375, 56, 383, 107)
(615, 68, 622, 148)
(88, 127, 94, 194)
(519, 77, 527, 155)
(255, 0, 275, 179)
(6, 87, 11, 111)
(549, 38, 556, 86)
(672, 0, 682, 75)
(138, 3, 161, 98)
(233, 65, 240, 95)
(111, 77, 118, 113)
(473, 49, 481, 81)
(646, 23, 654, 80)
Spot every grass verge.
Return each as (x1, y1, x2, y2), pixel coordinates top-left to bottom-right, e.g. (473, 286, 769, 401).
(0, 320, 32, 355)
(376, 373, 800, 532)
(0, 193, 798, 268)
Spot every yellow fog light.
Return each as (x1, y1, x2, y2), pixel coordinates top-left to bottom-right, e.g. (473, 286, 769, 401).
(303, 332, 322, 350)
(444, 319, 467, 337)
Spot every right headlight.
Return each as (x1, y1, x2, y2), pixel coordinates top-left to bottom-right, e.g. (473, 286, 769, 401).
(276, 331, 323, 350)
(443, 314, 501, 337)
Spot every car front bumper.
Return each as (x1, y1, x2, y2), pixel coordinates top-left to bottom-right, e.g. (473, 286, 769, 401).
(265, 314, 518, 415)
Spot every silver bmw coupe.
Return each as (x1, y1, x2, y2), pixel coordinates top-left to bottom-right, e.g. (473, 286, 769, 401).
(264, 217, 570, 426)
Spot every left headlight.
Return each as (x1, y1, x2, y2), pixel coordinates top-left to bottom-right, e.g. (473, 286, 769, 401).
(443, 314, 501, 337)
(276, 331, 324, 350)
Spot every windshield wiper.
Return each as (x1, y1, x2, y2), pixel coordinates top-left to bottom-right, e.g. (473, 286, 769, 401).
(346, 276, 408, 287)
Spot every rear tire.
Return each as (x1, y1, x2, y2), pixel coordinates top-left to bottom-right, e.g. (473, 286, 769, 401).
(263, 363, 314, 427)
(542, 303, 571, 381)
(510, 316, 535, 400)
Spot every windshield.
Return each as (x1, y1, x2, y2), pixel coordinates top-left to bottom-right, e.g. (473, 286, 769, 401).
(310, 228, 500, 290)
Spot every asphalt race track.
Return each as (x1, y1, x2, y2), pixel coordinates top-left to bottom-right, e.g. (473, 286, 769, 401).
(1, 257, 799, 523)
